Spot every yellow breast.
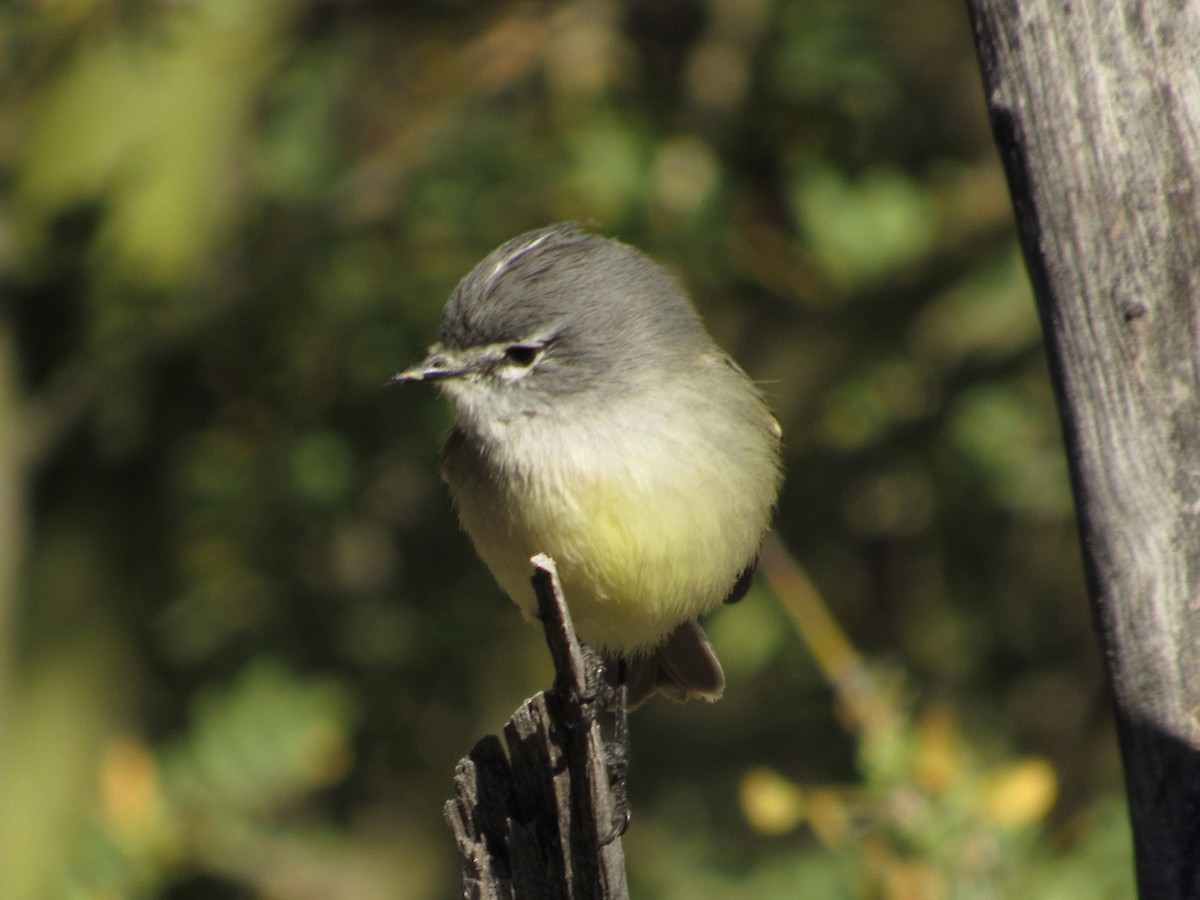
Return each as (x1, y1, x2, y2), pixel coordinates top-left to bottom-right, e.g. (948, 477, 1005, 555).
(441, 372, 781, 653)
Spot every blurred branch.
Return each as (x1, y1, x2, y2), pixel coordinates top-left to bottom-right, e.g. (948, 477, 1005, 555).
(759, 533, 897, 740)
(0, 322, 24, 731)
(338, 6, 557, 225)
(967, 1, 1200, 896)
(444, 554, 628, 900)
(18, 269, 247, 471)
(18, 358, 94, 470)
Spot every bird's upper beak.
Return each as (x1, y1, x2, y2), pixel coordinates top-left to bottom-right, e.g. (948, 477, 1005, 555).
(389, 347, 486, 385)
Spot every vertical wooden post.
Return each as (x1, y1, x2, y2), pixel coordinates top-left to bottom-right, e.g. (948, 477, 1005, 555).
(966, 2, 1200, 895)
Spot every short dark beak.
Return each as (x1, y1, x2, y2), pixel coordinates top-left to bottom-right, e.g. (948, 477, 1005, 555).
(388, 351, 474, 386)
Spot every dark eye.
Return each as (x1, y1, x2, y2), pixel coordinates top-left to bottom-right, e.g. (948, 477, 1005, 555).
(504, 344, 542, 366)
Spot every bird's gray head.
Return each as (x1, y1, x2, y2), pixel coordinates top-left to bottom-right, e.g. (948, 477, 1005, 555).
(392, 223, 711, 426)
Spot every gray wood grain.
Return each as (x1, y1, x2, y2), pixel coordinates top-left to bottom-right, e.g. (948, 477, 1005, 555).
(967, 1, 1200, 895)
(444, 555, 629, 900)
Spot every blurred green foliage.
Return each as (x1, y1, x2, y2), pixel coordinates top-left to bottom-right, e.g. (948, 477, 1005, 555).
(1, 0, 1131, 897)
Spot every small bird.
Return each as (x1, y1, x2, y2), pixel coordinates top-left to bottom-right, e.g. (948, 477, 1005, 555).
(393, 223, 783, 705)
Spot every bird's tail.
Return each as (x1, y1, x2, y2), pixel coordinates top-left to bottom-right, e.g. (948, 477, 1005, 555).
(614, 620, 726, 708)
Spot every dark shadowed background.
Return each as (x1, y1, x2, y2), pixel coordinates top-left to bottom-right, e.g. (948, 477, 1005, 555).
(1, 1, 1133, 897)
